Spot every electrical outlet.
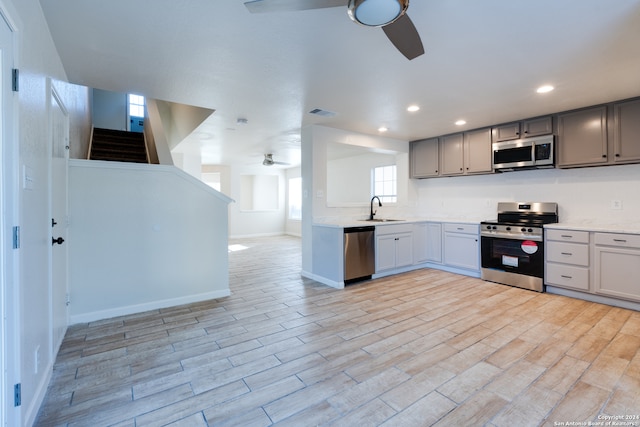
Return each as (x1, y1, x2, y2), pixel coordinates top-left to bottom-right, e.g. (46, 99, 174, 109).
(610, 200, 623, 210)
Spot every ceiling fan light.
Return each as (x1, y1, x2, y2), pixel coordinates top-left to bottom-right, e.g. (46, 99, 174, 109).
(348, 0, 408, 27)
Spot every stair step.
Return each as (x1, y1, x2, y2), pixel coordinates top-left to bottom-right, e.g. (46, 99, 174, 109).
(90, 127, 148, 163)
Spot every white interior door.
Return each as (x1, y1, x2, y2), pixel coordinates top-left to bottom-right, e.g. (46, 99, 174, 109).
(0, 11, 19, 427)
(50, 84, 69, 354)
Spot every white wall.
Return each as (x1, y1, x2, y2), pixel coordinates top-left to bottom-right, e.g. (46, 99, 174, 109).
(92, 88, 128, 130)
(301, 125, 414, 274)
(327, 152, 398, 206)
(285, 167, 302, 237)
(68, 160, 232, 323)
(4, 0, 91, 424)
(305, 125, 416, 221)
(229, 165, 286, 238)
(415, 163, 640, 223)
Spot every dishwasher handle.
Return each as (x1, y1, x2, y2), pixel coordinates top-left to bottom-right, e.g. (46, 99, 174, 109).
(344, 226, 375, 234)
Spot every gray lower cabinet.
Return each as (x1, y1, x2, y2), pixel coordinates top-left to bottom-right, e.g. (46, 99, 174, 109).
(443, 223, 479, 271)
(594, 232, 640, 302)
(410, 138, 439, 178)
(557, 106, 608, 167)
(413, 222, 442, 264)
(545, 229, 590, 291)
(613, 99, 640, 164)
(376, 225, 413, 272)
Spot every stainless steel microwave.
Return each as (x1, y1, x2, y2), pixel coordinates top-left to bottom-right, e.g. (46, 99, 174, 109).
(492, 135, 555, 171)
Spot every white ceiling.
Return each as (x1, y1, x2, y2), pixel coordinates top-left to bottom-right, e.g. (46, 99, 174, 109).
(40, 0, 640, 168)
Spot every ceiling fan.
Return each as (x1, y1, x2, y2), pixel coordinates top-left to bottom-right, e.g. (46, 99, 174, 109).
(263, 153, 290, 166)
(244, 0, 424, 60)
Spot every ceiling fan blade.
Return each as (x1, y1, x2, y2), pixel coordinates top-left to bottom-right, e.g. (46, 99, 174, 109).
(382, 14, 425, 60)
(244, 0, 345, 13)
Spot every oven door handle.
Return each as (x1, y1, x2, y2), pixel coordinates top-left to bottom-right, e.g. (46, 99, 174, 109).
(480, 232, 543, 242)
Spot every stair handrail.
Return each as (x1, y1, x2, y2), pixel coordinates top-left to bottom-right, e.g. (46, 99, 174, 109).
(142, 129, 151, 164)
(87, 124, 95, 160)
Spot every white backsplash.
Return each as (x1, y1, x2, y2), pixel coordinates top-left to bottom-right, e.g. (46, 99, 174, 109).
(416, 163, 640, 224)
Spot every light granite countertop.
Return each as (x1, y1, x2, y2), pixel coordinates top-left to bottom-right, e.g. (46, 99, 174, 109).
(545, 221, 640, 235)
(313, 216, 486, 229)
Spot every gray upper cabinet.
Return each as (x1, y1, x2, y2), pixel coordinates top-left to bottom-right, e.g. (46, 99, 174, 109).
(410, 138, 439, 178)
(409, 96, 640, 179)
(613, 99, 640, 164)
(557, 106, 608, 167)
(464, 128, 492, 174)
(440, 133, 464, 176)
(493, 122, 520, 142)
(492, 116, 553, 142)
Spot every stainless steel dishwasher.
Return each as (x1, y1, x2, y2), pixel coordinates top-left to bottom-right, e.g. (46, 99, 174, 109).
(344, 226, 375, 283)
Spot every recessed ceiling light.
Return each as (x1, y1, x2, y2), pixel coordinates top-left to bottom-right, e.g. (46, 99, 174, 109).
(407, 105, 420, 112)
(378, 126, 388, 132)
(455, 120, 466, 126)
(536, 85, 554, 94)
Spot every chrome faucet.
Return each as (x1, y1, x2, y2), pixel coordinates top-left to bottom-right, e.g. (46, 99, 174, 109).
(370, 196, 382, 220)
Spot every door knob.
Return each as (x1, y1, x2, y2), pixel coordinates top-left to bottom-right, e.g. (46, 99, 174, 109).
(52, 237, 65, 245)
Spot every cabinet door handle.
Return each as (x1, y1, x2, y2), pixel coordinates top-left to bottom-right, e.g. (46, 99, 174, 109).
(613, 239, 627, 243)
(561, 235, 573, 239)
(561, 275, 573, 279)
(457, 227, 464, 231)
(561, 252, 573, 256)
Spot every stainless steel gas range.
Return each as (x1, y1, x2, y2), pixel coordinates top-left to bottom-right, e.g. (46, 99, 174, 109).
(480, 202, 558, 292)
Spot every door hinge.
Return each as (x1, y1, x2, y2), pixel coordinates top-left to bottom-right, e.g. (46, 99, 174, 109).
(12, 226, 20, 249)
(12, 68, 19, 92)
(14, 383, 21, 407)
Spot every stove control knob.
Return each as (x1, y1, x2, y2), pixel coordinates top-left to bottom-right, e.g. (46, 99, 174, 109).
(521, 228, 526, 232)
(486, 225, 492, 230)
(506, 227, 511, 231)
(492, 226, 497, 230)
(528, 228, 533, 233)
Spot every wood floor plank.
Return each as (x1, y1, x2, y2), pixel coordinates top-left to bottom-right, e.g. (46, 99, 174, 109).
(544, 381, 610, 425)
(34, 235, 640, 427)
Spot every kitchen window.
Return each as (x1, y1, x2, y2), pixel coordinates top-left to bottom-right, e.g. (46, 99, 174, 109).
(373, 165, 397, 203)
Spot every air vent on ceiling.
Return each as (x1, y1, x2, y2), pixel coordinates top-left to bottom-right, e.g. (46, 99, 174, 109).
(308, 108, 337, 117)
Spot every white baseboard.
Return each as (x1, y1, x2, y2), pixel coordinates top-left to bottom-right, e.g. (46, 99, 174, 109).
(24, 364, 53, 427)
(229, 232, 285, 239)
(301, 270, 344, 289)
(546, 286, 640, 311)
(69, 289, 231, 324)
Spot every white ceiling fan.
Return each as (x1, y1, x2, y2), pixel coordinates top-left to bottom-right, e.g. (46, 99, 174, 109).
(244, 0, 424, 60)
(263, 153, 290, 166)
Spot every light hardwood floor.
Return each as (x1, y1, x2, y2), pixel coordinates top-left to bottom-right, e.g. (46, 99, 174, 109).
(35, 235, 640, 426)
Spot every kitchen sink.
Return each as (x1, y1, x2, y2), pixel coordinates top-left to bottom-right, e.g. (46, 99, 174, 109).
(359, 218, 404, 222)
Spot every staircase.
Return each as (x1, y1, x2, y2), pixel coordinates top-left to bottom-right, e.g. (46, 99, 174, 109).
(89, 128, 149, 163)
